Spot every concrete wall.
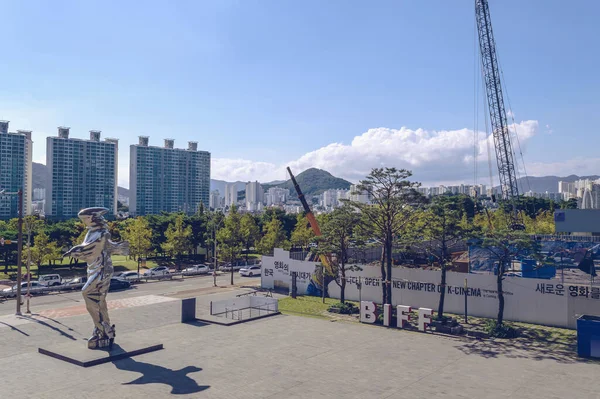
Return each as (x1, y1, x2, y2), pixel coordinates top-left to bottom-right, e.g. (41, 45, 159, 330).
(262, 249, 600, 329)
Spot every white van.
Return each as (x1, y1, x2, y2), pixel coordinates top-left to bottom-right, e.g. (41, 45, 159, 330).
(38, 274, 62, 287)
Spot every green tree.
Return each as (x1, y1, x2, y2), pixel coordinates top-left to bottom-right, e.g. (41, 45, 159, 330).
(205, 211, 225, 272)
(257, 217, 291, 255)
(147, 213, 178, 255)
(162, 215, 193, 269)
(479, 229, 541, 328)
(319, 205, 361, 303)
(261, 208, 297, 239)
(216, 206, 242, 285)
(188, 211, 208, 256)
(414, 196, 473, 319)
(290, 214, 315, 250)
(561, 198, 578, 209)
(122, 217, 153, 261)
(347, 167, 424, 305)
(240, 213, 260, 263)
(30, 231, 62, 269)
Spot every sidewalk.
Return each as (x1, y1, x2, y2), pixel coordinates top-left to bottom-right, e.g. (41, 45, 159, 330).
(1, 289, 599, 398)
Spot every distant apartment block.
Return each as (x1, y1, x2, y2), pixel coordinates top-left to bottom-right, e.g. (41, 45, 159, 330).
(266, 187, 288, 207)
(33, 188, 46, 201)
(130, 137, 210, 216)
(224, 183, 238, 207)
(209, 190, 221, 210)
(0, 121, 33, 219)
(46, 128, 118, 219)
(349, 184, 371, 204)
(558, 179, 600, 208)
(245, 181, 263, 212)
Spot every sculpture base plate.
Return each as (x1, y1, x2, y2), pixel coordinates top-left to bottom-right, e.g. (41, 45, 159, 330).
(39, 339, 163, 368)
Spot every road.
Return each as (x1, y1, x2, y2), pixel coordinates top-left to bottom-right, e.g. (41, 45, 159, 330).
(0, 273, 261, 317)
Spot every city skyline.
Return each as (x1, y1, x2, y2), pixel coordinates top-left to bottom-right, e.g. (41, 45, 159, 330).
(1, 1, 599, 187)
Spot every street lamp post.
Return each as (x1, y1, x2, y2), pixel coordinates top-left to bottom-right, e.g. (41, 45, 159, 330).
(1, 189, 24, 315)
(24, 215, 36, 314)
(213, 212, 223, 287)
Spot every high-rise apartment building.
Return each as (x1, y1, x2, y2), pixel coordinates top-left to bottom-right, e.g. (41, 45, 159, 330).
(130, 137, 210, 216)
(349, 184, 371, 204)
(224, 183, 238, 207)
(46, 128, 118, 219)
(245, 181, 263, 212)
(209, 190, 221, 210)
(0, 121, 33, 219)
(266, 187, 288, 206)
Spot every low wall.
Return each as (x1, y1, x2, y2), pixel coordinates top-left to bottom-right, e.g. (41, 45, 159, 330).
(262, 249, 600, 329)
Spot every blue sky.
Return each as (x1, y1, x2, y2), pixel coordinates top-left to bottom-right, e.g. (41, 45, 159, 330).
(1, 0, 599, 188)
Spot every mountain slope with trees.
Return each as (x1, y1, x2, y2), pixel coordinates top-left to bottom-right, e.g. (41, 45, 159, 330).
(263, 168, 351, 197)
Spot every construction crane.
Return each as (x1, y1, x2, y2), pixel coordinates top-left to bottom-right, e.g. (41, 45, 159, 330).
(475, 0, 524, 230)
(286, 167, 334, 275)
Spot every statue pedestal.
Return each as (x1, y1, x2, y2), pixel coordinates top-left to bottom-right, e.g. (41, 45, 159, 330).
(39, 338, 163, 368)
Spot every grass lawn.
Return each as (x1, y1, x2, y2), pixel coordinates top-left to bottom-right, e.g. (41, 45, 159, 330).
(278, 296, 355, 319)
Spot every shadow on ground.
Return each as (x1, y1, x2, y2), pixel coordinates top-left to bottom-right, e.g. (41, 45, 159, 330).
(16, 314, 81, 340)
(112, 346, 209, 395)
(455, 332, 585, 364)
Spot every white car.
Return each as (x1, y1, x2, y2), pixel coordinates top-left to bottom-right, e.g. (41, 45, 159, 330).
(143, 266, 170, 277)
(38, 274, 62, 287)
(183, 265, 210, 275)
(117, 271, 142, 281)
(2, 282, 45, 297)
(239, 265, 262, 277)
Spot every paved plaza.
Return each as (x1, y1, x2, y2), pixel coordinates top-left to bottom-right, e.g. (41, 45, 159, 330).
(0, 287, 598, 398)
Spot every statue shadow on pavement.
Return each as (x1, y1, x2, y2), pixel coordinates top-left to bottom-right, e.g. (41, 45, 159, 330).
(111, 345, 209, 395)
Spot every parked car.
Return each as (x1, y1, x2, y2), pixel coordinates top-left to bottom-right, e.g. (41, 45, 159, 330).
(219, 265, 244, 272)
(109, 278, 131, 291)
(65, 276, 88, 290)
(183, 265, 210, 275)
(143, 266, 170, 277)
(38, 274, 62, 287)
(2, 282, 45, 297)
(117, 271, 142, 281)
(239, 265, 262, 277)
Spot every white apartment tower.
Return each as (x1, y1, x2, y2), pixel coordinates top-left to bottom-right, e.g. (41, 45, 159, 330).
(46, 128, 118, 218)
(0, 121, 33, 219)
(224, 183, 238, 207)
(245, 181, 264, 212)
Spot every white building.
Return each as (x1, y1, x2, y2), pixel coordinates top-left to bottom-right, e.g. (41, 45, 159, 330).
(245, 181, 263, 212)
(209, 190, 221, 210)
(266, 187, 288, 206)
(224, 183, 238, 207)
(349, 184, 371, 204)
(0, 121, 33, 219)
(33, 188, 46, 201)
(321, 189, 338, 209)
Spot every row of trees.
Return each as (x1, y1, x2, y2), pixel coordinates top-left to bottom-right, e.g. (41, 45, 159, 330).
(0, 169, 557, 331)
(309, 168, 546, 332)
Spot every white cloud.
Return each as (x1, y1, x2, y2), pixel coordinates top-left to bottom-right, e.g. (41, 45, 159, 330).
(212, 121, 540, 185)
(211, 158, 281, 182)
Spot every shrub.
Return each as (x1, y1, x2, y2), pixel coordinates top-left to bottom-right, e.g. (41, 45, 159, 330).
(328, 302, 358, 315)
(484, 320, 519, 339)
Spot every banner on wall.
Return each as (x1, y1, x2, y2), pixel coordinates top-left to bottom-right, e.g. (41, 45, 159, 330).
(262, 248, 600, 329)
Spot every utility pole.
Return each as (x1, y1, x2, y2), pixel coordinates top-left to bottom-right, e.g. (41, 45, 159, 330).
(25, 215, 35, 314)
(16, 189, 23, 316)
(213, 226, 217, 287)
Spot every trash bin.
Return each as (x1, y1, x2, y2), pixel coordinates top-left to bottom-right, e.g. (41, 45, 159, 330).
(577, 315, 600, 359)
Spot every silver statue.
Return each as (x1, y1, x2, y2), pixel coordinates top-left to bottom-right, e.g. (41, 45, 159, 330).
(65, 208, 129, 349)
